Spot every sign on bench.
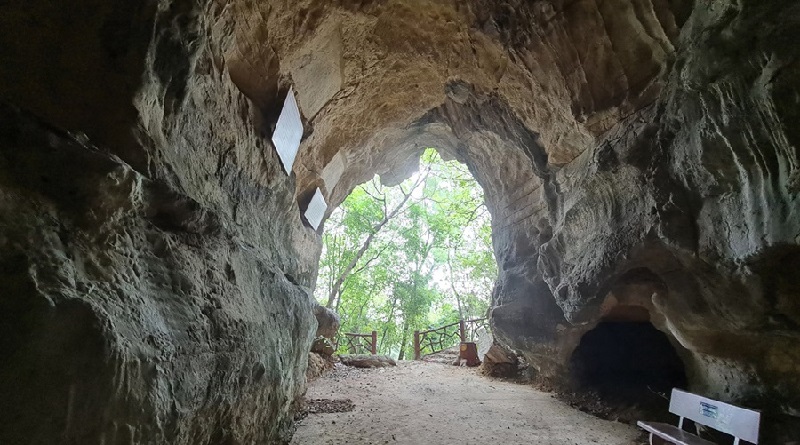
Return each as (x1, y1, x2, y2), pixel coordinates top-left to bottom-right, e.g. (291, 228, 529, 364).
(638, 388, 760, 445)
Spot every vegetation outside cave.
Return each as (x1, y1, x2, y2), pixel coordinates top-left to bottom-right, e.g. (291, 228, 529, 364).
(314, 148, 496, 360)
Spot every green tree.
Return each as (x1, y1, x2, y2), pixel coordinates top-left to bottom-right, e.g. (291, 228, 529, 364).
(315, 148, 496, 359)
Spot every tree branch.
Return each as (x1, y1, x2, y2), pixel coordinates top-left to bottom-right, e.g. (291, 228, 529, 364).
(325, 170, 429, 308)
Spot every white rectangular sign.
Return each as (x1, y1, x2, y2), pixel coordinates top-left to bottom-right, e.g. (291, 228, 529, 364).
(305, 188, 327, 230)
(271, 87, 303, 174)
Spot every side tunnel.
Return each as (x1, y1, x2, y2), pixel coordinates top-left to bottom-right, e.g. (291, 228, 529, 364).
(569, 307, 688, 406)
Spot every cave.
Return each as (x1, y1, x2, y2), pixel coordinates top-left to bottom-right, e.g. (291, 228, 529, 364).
(570, 320, 688, 404)
(1, 0, 800, 443)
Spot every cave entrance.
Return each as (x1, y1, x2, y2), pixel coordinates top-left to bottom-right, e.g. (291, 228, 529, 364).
(569, 311, 687, 407)
(315, 148, 496, 361)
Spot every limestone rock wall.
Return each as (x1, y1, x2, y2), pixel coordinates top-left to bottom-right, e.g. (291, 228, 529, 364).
(276, 0, 800, 425)
(532, 1, 800, 415)
(0, 0, 799, 443)
(0, 0, 318, 443)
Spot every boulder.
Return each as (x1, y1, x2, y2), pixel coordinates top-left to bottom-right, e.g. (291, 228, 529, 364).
(476, 330, 494, 360)
(481, 343, 520, 378)
(310, 336, 336, 357)
(314, 304, 341, 340)
(339, 354, 397, 368)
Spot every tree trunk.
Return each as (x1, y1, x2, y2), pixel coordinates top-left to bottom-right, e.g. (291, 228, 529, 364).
(397, 321, 409, 360)
(447, 250, 465, 321)
(380, 292, 399, 350)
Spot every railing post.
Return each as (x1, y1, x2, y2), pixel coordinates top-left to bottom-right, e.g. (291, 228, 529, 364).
(413, 330, 421, 360)
(371, 330, 377, 355)
(459, 319, 466, 343)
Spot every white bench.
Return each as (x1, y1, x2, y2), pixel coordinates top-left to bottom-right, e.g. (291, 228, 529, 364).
(638, 388, 760, 445)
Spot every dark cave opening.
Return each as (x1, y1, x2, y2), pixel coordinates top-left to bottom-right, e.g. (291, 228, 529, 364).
(570, 319, 688, 405)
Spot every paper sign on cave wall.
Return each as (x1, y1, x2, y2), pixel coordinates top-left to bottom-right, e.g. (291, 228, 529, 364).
(271, 87, 303, 174)
(305, 188, 327, 230)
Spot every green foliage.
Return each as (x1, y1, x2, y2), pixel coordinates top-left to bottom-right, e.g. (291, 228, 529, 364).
(315, 148, 496, 359)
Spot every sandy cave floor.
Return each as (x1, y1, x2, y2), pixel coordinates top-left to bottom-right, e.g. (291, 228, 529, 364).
(291, 361, 645, 445)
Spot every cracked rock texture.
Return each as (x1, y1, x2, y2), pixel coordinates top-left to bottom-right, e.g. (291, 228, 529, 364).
(1, 0, 799, 443)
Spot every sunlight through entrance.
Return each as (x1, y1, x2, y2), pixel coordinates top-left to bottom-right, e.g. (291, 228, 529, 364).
(314, 148, 495, 360)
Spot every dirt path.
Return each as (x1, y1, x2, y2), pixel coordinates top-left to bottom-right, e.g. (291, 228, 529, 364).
(292, 361, 644, 445)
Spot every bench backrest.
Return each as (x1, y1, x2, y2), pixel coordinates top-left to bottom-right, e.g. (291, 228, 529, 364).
(669, 389, 760, 444)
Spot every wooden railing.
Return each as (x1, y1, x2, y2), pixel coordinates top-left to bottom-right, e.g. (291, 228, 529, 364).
(413, 318, 489, 360)
(338, 330, 377, 355)
(463, 317, 490, 343)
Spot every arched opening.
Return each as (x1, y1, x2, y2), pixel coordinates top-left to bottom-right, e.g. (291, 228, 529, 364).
(314, 148, 496, 360)
(569, 309, 688, 408)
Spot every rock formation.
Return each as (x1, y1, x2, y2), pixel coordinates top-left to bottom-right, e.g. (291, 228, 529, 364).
(481, 343, 521, 378)
(0, 0, 798, 443)
(339, 354, 398, 369)
(313, 303, 341, 341)
(306, 351, 335, 382)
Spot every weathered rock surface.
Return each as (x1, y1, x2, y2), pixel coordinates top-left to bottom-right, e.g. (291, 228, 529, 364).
(313, 303, 341, 340)
(481, 343, 521, 378)
(306, 352, 335, 382)
(0, 0, 320, 442)
(1, 0, 799, 443)
(310, 337, 336, 357)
